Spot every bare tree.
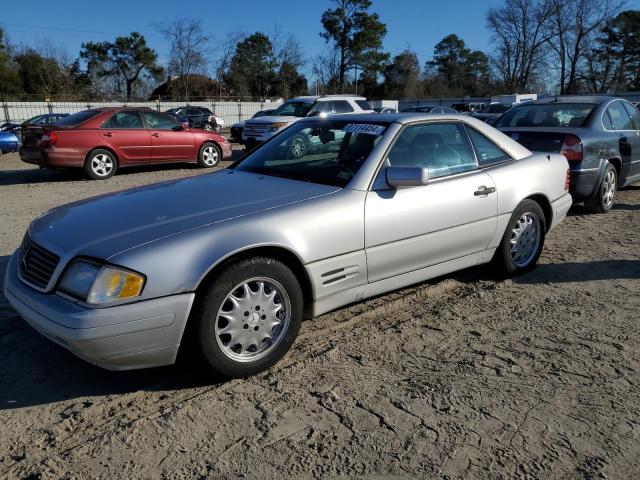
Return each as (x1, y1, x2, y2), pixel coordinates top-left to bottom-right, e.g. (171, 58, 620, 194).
(212, 31, 245, 98)
(547, 0, 624, 94)
(312, 48, 340, 94)
(158, 18, 209, 101)
(486, 0, 556, 92)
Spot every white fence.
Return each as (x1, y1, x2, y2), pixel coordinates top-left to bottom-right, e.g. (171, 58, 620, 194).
(0, 100, 284, 125)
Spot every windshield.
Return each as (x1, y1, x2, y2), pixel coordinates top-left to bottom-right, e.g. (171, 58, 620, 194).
(482, 104, 511, 114)
(235, 120, 389, 187)
(54, 110, 102, 126)
(272, 101, 314, 117)
(495, 103, 596, 128)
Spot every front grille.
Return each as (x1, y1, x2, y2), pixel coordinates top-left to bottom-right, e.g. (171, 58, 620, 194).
(19, 235, 60, 289)
(244, 123, 269, 134)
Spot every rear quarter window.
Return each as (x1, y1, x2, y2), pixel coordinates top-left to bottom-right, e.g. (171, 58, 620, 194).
(54, 110, 102, 126)
(355, 100, 372, 110)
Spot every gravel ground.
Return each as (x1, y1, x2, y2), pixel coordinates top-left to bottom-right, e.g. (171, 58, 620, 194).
(0, 151, 639, 480)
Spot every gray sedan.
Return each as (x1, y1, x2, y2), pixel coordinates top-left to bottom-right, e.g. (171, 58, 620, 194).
(4, 113, 572, 378)
(495, 96, 640, 213)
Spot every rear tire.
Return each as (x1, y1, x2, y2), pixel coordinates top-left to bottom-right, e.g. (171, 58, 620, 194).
(585, 163, 617, 213)
(493, 199, 546, 276)
(84, 149, 117, 180)
(197, 142, 221, 168)
(193, 257, 303, 378)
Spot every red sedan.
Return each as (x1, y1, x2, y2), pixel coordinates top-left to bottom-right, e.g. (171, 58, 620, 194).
(19, 107, 233, 179)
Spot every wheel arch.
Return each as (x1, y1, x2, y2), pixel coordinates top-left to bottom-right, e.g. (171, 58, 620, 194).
(607, 157, 621, 177)
(523, 193, 552, 232)
(194, 245, 314, 318)
(84, 146, 119, 166)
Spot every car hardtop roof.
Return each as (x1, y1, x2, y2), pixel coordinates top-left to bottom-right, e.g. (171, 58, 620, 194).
(524, 95, 619, 105)
(297, 112, 469, 125)
(288, 94, 368, 103)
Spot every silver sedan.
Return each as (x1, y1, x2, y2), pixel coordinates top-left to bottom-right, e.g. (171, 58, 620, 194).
(4, 113, 572, 377)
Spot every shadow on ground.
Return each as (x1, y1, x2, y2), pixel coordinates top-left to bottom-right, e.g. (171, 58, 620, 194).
(0, 151, 244, 186)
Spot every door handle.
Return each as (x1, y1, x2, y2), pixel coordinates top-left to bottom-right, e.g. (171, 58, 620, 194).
(103, 132, 113, 137)
(474, 186, 496, 196)
(151, 132, 160, 137)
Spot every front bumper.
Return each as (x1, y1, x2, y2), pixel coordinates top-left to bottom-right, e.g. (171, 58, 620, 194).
(4, 251, 195, 371)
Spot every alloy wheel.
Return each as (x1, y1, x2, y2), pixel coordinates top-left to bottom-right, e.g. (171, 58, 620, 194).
(510, 212, 541, 268)
(202, 146, 219, 166)
(91, 153, 114, 177)
(214, 277, 291, 363)
(602, 169, 616, 207)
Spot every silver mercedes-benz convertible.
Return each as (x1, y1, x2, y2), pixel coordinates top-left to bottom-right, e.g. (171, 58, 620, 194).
(4, 113, 572, 377)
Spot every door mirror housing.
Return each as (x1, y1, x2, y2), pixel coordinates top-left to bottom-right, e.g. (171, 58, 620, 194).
(172, 124, 185, 131)
(385, 166, 429, 188)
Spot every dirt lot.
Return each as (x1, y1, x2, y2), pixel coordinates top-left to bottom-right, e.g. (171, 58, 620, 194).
(0, 151, 639, 479)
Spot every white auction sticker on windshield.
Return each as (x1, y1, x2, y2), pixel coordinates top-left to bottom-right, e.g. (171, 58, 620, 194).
(343, 124, 386, 135)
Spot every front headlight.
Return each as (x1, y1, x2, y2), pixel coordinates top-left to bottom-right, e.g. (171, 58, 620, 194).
(58, 261, 145, 305)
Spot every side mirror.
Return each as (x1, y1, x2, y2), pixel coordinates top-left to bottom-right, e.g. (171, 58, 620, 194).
(386, 166, 429, 188)
(172, 124, 185, 131)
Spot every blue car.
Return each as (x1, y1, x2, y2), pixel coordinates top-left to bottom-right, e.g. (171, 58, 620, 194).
(0, 130, 19, 155)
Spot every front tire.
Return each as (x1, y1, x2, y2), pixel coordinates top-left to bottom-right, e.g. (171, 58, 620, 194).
(197, 142, 221, 168)
(493, 199, 546, 275)
(84, 149, 117, 180)
(194, 257, 303, 378)
(585, 163, 617, 213)
(203, 122, 215, 131)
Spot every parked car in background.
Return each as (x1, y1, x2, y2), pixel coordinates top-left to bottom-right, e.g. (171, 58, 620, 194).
(1, 121, 21, 133)
(400, 105, 458, 114)
(495, 96, 640, 213)
(0, 130, 20, 155)
(242, 95, 374, 149)
(373, 107, 397, 113)
(22, 113, 70, 126)
(230, 109, 275, 143)
(4, 113, 572, 377)
(165, 106, 224, 131)
(165, 111, 190, 129)
(471, 103, 512, 124)
(19, 107, 232, 179)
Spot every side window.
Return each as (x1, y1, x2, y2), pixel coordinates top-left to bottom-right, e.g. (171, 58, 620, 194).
(102, 111, 144, 129)
(142, 111, 180, 130)
(606, 101, 633, 130)
(466, 127, 511, 166)
(309, 102, 332, 116)
(187, 109, 201, 117)
(388, 123, 477, 179)
(602, 110, 614, 130)
(622, 102, 640, 130)
(332, 101, 354, 114)
(355, 99, 371, 110)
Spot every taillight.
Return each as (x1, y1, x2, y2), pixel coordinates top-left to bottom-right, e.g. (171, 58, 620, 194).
(561, 134, 582, 162)
(41, 131, 57, 146)
(565, 169, 570, 190)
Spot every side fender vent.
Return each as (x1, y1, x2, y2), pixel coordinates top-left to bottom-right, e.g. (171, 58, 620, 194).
(321, 265, 359, 286)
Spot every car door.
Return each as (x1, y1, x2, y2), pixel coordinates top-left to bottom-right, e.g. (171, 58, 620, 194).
(605, 100, 640, 182)
(99, 111, 151, 164)
(622, 101, 640, 180)
(141, 111, 196, 162)
(365, 121, 498, 282)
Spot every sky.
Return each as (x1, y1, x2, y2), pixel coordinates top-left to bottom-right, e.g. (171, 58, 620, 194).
(2, 0, 639, 79)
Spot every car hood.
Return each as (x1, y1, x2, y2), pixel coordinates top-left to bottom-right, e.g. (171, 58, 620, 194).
(28, 170, 340, 260)
(245, 116, 302, 124)
(231, 120, 246, 128)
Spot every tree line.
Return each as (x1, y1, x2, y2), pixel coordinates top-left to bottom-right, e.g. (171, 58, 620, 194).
(0, 0, 638, 102)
